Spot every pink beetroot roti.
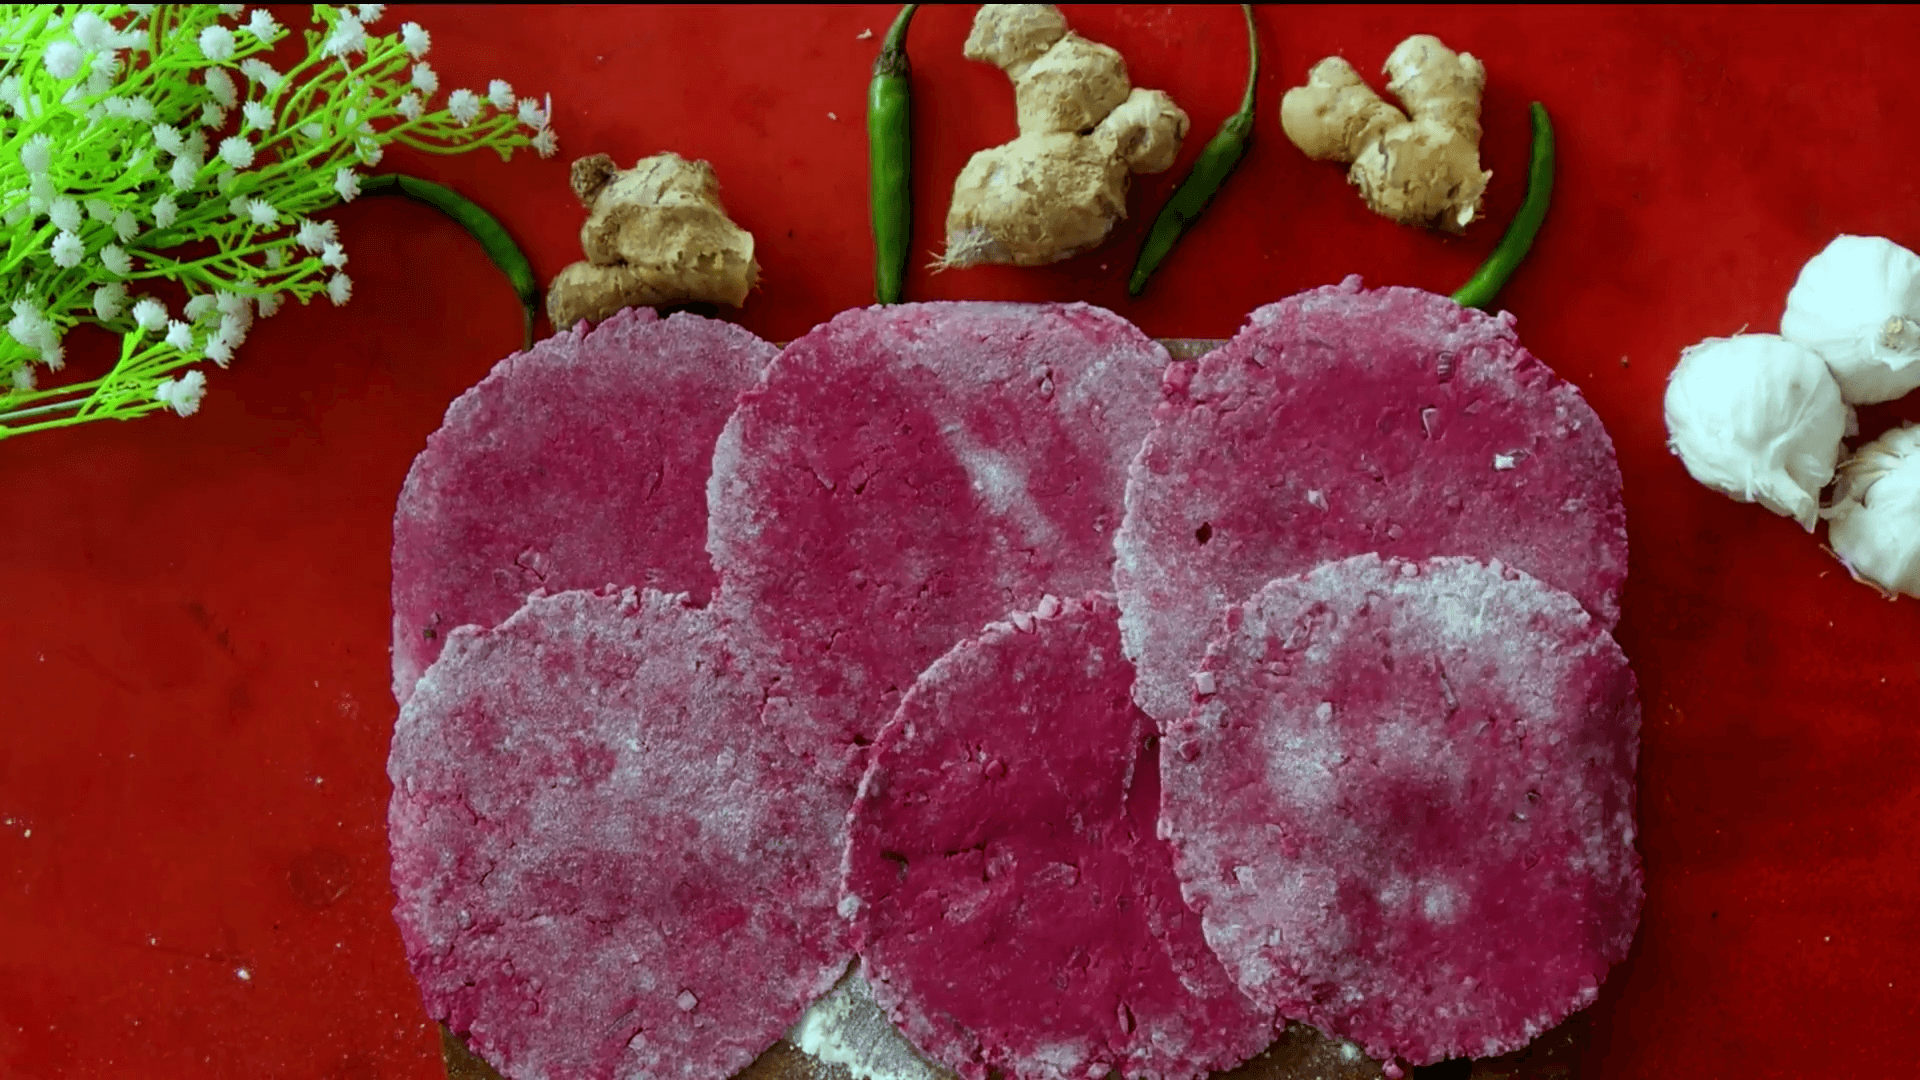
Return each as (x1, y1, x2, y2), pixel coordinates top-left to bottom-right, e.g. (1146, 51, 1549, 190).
(388, 588, 848, 1080)
(845, 594, 1276, 1080)
(707, 302, 1175, 777)
(391, 307, 773, 705)
(1159, 554, 1642, 1068)
(1115, 277, 1628, 722)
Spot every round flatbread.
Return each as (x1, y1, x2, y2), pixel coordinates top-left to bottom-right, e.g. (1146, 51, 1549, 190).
(708, 302, 1174, 780)
(846, 594, 1276, 1080)
(1115, 278, 1628, 722)
(388, 589, 848, 1080)
(1159, 554, 1642, 1067)
(392, 307, 772, 704)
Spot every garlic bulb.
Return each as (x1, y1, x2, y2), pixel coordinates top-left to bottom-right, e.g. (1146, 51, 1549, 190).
(1664, 333, 1849, 530)
(1780, 234, 1920, 404)
(1827, 424, 1920, 598)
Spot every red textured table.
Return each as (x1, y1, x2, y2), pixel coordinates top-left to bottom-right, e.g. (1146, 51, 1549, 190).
(4, 6, 1917, 1079)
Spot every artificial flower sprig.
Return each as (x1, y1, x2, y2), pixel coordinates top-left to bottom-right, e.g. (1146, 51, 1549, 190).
(0, 4, 556, 438)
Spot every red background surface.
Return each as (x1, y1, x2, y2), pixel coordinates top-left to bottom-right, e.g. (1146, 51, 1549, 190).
(4, 5, 1918, 1078)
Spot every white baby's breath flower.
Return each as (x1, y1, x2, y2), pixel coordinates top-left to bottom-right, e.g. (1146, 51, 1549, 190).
(60, 84, 84, 107)
(11, 364, 33, 392)
(152, 123, 185, 156)
(185, 130, 210, 161)
(86, 199, 113, 224)
(218, 312, 249, 348)
(256, 291, 282, 317)
(447, 88, 480, 125)
(87, 56, 118, 97)
(114, 209, 139, 242)
(264, 246, 284, 269)
(127, 95, 156, 122)
(102, 96, 132, 119)
(516, 97, 548, 130)
(334, 167, 361, 202)
(2, 206, 22, 227)
(327, 273, 352, 306)
(323, 14, 366, 58)
(228, 195, 248, 218)
(198, 25, 236, 62)
(218, 135, 254, 168)
(240, 58, 283, 91)
(38, 333, 65, 371)
(50, 198, 81, 232)
(358, 4, 386, 23)
(93, 282, 127, 321)
(246, 198, 276, 227)
(50, 231, 84, 268)
(185, 294, 219, 321)
(400, 21, 430, 58)
(164, 319, 195, 351)
(300, 122, 324, 141)
(201, 101, 228, 129)
(20, 133, 51, 175)
(410, 63, 438, 95)
(295, 218, 337, 252)
(154, 369, 207, 416)
(206, 338, 234, 368)
(169, 155, 198, 192)
(220, 167, 240, 192)
(113, 27, 150, 51)
(216, 291, 251, 320)
(132, 298, 167, 332)
(101, 244, 133, 276)
(531, 127, 558, 159)
(358, 139, 383, 167)
(397, 92, 423, 120)
(322, 241, 348, 269)
(488, 80, 514, 110)
(205, 66, 237, 108)
(219, 4, 244, 16)
(152, 194, 179, 228)
(72, 11, 112, 49)
(245, 9, 280, 43)
(43, 40, 83, 81)
(242, 101, 272, 130)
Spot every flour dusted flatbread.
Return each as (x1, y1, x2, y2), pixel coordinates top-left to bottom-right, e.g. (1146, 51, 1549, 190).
(392, 308, 771, 704)
(388, 589, 848, 1080)
(1159, 555, 1642, 1068)
(1115, 278, 1628, 722)
(708, 302, 1174, 781)
(845, 594, 1275, 1080)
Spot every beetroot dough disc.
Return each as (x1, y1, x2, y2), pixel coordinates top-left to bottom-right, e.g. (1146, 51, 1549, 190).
(392, 308, 773, 705)
(1115, 278, 1628, 722)
(388, 589, 848, 1080)
(1160, 554, 1642, 1067)
(708, 302, 1174, 774)
(846, 594, 1276, 1080)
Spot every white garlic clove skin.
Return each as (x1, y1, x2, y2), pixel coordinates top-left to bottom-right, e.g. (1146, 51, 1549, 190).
(1828, 424, 1920, 598)
(1780, 234, 1920, 404)
(1663, 333, 1850, 530)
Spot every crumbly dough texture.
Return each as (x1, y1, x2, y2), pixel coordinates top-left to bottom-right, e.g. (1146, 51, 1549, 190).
(845, 594, 1277, 1080)
(1113, 277, 1628, 723)
(1159, 555, 1642, 1066)
(706, 301, 1175, 786)
(389, 589, 850, 1080)
(390, 307, 773, 704)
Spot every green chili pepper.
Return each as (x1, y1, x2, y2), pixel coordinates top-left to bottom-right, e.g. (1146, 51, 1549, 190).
(1451, 102, 1555, 311)
(362, 173, 543, 351)
(869, 4, 918, 305)
(1127, 4, 1259, 298)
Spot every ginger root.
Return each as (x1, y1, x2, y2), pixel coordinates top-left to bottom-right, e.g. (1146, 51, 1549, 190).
(939, 4, 1189, 269)
(1280, 35, 1491, 232)
(545, 152, 759, 329)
